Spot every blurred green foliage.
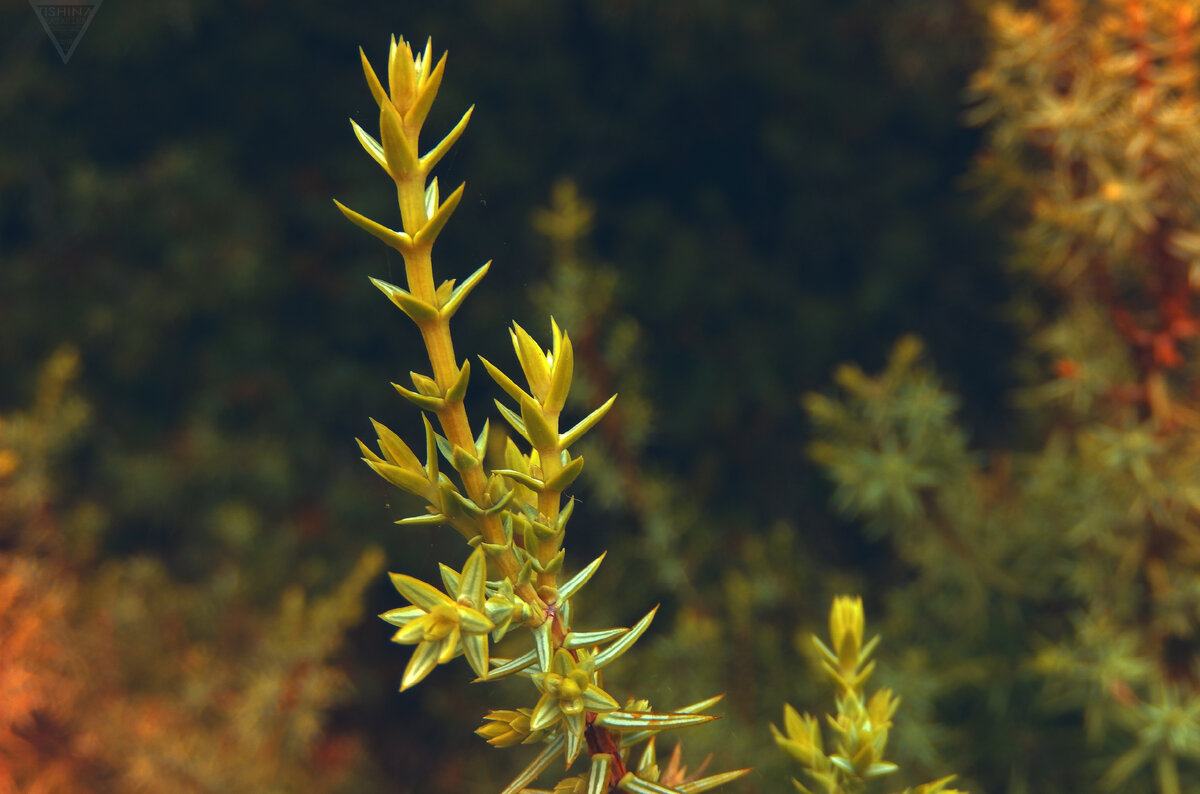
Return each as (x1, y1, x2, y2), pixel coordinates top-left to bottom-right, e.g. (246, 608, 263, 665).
(807, 2, 1200, 793)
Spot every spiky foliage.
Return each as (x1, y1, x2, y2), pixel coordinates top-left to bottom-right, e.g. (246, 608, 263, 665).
(773, 597, 965, 794)
(338, 36, 750, 793)
(806, 3, 1200, 792)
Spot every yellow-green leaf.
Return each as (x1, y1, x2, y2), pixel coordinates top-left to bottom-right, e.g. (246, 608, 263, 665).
(421, 105, 474, 173)
(333, 200, 414, 255)
(401, 639, 441, 690)
(389, 573, 453, 611)
(560, 394, 617, 448)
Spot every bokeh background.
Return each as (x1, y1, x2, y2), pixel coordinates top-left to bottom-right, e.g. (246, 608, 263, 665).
(1, 1, 1016, 791)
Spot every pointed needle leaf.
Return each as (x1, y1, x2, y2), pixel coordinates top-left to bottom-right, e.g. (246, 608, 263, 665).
(558, 552, 606, 600)
(415, 181, 465, 248)
(441, 261, 491, 320)
(676, 769, 754, 793)
(533, 618, 553, 672)
(407, 51, 447, 133)
(499, 735, 565, 794)
(379, 102, 417, 178)
(400, 640, 441, 691)
(544, 454, 585, 492)
(521, 394, 559, 450)
(460, 546, 488, 605)
(492, 468, 545, 491)
(564, 627, 628, 649)
(560, 394, 617, 448)
(372, 277, 439, 322)
(370, 418, 423, 470)
(588, 755, 613, 794)
(350, 119, 389, 170)
(619, 773, 680, 794)
(359, 46, 389, 109)
(394, 512, 446, 527)
(596, 711, 717, 731)
(481, 649, 538, 680)
(389, 573, 454, 611)
(481, 356, 535, 406)
(438, 562, 461, 596)
(421, 105, 474, 173)
(334, 201, 414, 256)
(545, 331, 574, 414)
(494, 399, 532, 443)
(595, 605, 658, 668)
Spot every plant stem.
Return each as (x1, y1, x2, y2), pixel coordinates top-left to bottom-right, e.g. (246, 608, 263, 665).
(398, 175, 547, 623)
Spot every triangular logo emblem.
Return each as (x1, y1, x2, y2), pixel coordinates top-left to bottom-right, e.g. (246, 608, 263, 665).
(28, 0, 104, 63)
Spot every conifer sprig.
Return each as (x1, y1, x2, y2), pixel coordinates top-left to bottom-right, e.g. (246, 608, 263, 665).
(337, 35, 747, 793)
(774, 597, 965, 794)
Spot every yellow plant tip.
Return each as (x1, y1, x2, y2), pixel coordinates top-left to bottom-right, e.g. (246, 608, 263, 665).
(393, 381, 444, 412)
(388, 35, 417, 113)
(595, 605, 658, 669)
(334, 200, 414, 256)
(588, 755, 613, 794)
(580, 685, 619, 712)
(565, 720, 585, 766)
(365, 459, 429, 495)
(439, 260, 490, 319)
(616, 771, 679, 793)
(372, 278, 438, 322)
(414, 181, 465, 248)
(499, 736, 567, 794)
(530, 692, 561, 732)
(379, 606, 423, 626)
(457, 606, 494, 635)
(349, 118, 388, 171)
(394, 512, 446, 527)
(359, 46, 388, 109)
(562, 627, 627, 649)
(492, 467, 544, 492)
(409, 371, 439, 397)
(379, 101, 418, 180)
(480, 355, 533, 405)
(460, 547, 488, 601)
(421, 104, 474, 173)
(559, 394, 617, 448)
(595, 710, 716, 731)
(389, 572, 450, 609)
(445, 359, 471, 403)
(544, 454, 584, 492)
(370, 418, 423, 470)
(406, 50, 447, 134)
(680, 768, 754, 792)
(544, 330, 573, 414)
(520, 393, 559, 450)
(424, 177, 439, 218)
(417, 37, 434, 81)
(828, 596, 865, 666)
(419, 414, 441, 481)
(510, 322, 552, 396)
(557, 551, 607, 600)
(356, 437, 383, 464)
(494, 399, 532, 443)
(400, 640, 441, 690)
